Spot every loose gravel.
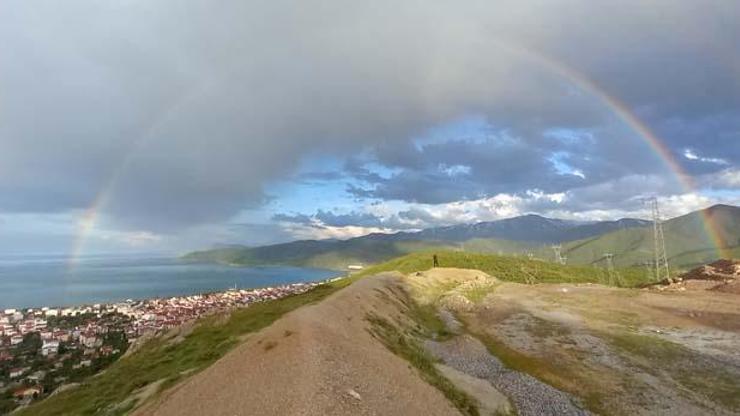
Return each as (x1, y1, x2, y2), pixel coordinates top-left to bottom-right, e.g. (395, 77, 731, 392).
(425, 314, 592, 416)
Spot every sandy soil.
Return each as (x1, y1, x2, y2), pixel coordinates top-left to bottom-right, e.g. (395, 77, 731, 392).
(135, 273, 462, 416)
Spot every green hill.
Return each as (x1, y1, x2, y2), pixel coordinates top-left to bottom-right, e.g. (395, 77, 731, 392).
(559, 204, 740, 269)
(355, 251, 649, 287)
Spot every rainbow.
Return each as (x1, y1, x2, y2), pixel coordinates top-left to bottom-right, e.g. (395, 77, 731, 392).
(67, 44, 731, 269)
(67, 83, 212, 271)
(496, 41, 729, 259)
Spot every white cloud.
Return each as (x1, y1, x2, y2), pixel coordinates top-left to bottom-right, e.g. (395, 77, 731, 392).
(713, 168, 740, 188)
(683, 148, 728, 165)
(438, 164, 472, 177)
(281, 223, 388, 241)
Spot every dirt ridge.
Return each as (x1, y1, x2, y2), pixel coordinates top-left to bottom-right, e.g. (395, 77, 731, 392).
(135, 273, 462, 416)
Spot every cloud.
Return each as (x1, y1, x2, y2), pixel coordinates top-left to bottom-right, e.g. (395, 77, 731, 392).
(273, 210, 386, 228)
(683, 148, 729, 165)
(272, 213, 313, 225)
(0, 0, 738, 242)
(703, 168, 740, 189)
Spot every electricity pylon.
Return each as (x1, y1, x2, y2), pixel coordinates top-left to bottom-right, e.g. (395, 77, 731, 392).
(647, 197, 670, 282)
(552, 244, 567, 265)
(604, 253, 624, 286)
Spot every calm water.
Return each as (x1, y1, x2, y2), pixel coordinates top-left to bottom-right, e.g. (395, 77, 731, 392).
(0, 254, 340, 309)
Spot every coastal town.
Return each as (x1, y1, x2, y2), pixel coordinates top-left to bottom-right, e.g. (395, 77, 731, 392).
(0, 280, 331, 413)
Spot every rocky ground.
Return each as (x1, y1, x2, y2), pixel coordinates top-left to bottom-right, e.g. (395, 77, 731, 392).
(425, 333, 590, 416)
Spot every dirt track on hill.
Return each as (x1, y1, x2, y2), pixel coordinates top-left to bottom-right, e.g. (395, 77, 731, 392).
(135, 273, 461, 416)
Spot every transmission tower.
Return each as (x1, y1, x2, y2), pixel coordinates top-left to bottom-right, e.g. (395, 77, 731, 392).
(604, 253, 624, 286)
(647, 197, 670, 282)
(551, 244, 567, 265)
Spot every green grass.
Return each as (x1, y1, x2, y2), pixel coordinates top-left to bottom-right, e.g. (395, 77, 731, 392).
(366, 313, 479, 416)
(407, 300, 454, 340)
(17, 277, 356, 416)
(356, 251, 652, 287)
(459, 284, 499, 304)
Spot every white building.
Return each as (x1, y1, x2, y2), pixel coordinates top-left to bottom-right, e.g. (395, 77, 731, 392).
(9, 368, 27, 379)
(41, 340, 60, 356)
(80, 333, 101, 348)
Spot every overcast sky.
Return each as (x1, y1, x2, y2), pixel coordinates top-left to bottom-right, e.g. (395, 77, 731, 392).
(1, 0, 739, 255)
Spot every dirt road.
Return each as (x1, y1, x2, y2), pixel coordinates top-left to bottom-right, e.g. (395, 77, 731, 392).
(135, 273, 462, 416)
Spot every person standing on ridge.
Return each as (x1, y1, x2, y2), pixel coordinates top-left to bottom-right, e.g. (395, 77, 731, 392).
(433, 254, 439, 268)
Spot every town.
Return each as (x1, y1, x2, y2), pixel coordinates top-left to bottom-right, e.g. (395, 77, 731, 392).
(0, 280, 329, 413)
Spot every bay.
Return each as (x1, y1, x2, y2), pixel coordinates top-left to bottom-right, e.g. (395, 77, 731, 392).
(0, 254, 341, 309)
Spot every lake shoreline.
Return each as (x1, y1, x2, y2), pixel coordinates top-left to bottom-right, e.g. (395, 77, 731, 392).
(0, 255, 341, 310)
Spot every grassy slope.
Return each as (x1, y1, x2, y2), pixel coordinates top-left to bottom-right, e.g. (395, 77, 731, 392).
(17, 277, 357, 416)
(356, 251, 651, 287)
(563, 205, 740, 269)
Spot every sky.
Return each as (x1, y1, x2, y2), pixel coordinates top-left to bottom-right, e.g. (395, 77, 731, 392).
(1, 0, 739, 255)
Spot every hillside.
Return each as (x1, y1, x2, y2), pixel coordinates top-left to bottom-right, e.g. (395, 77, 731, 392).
(560, 204, 740, 268)
(354, 251, 650, 287)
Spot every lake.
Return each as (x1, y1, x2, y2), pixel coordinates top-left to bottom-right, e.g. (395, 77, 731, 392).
(0, 254, 341, 309)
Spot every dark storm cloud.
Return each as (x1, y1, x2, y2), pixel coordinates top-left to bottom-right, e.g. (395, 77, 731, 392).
(1, 0, 739, 233)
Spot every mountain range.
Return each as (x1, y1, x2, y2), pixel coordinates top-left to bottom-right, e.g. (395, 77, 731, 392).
(184, 204, 740, 270)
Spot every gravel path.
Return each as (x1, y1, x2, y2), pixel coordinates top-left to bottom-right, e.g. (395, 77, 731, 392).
(425, 314, 592, 416)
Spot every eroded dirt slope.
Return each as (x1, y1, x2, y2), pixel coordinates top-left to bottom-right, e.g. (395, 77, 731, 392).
(135, 273, 461, 416)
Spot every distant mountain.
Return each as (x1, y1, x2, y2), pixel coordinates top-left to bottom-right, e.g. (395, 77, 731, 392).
(183, 238, 454, 270)
(402, 215, 650, 243)
(184, 212, 651, 269)
(185, 205, 738, 270)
